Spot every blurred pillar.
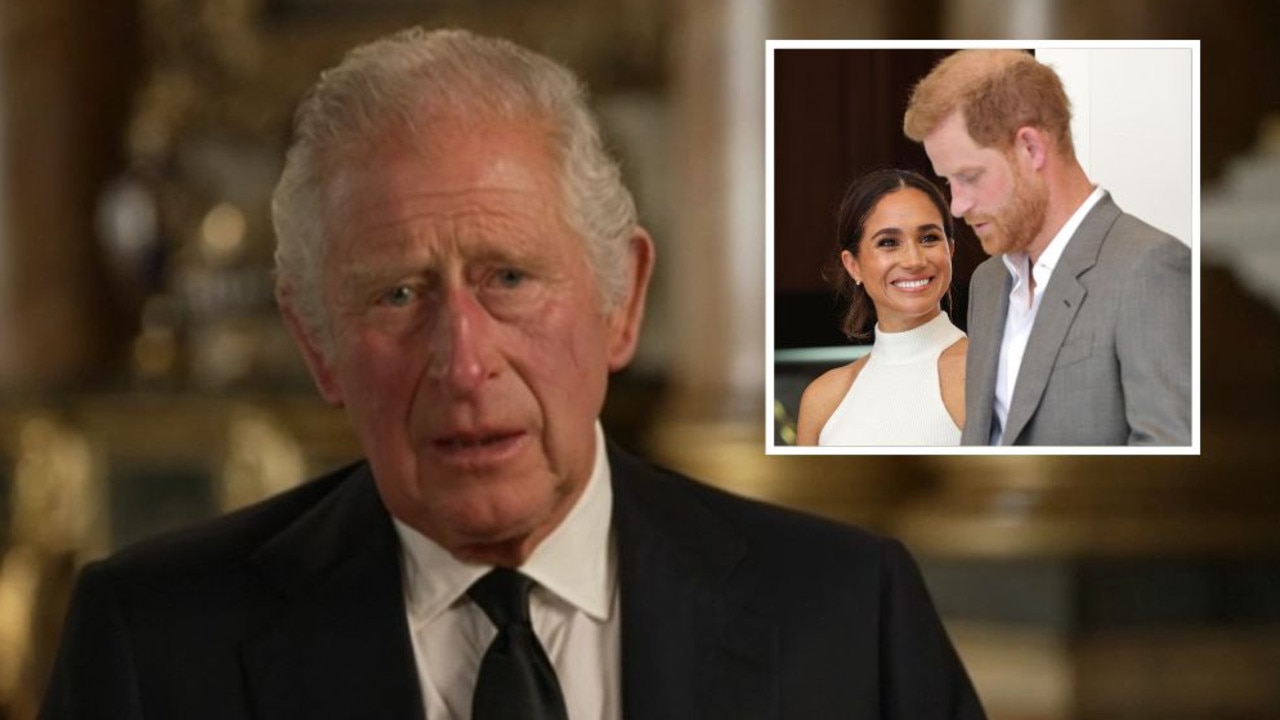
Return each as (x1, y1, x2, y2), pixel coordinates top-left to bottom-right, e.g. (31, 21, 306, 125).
(647, 0, 765, 484)
(0, 13, 12, 383)
(665, 0, 768, 417)
(943, 0, 1059, 37)
(0, 0, 139, 390)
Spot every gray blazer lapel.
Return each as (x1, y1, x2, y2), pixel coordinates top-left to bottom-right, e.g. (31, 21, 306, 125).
(962, 259, 1011, 445)
(242, 466, 424, 719)
(610, 446, 778, 720)
(1003, 194, 1120, 443)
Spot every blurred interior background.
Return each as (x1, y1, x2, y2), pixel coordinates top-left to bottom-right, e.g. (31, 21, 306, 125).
(0, 1, 1278, 718)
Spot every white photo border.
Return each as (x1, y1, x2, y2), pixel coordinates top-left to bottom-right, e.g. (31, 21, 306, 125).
(764, 39, 1201, 456)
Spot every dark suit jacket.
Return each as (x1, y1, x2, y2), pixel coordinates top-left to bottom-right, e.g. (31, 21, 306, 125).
(962, 193, 1192, 446)
(40, 444, 985, 719)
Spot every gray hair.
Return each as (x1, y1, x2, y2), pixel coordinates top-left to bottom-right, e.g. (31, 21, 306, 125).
(272, 27, 639, 346)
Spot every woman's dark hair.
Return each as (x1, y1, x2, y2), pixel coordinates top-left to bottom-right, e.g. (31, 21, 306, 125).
(828, 168, 954, 340)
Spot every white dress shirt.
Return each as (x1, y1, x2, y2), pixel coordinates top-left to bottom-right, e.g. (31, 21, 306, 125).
(991, 186, 1105, 444)
(394, 423, 619, 720)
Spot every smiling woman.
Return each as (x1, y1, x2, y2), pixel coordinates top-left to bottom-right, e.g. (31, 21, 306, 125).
(795, 169, 968, 447)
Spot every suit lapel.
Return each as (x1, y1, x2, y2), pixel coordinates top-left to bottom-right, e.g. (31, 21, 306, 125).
(237, 447, 779, 719)
(1003, 194, 1120, 443)
(610, 445, 778, 720)
(242, 465, 424, 719)
(963, 262, 1012, 445)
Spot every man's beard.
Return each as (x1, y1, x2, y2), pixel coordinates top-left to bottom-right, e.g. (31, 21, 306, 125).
(967, 166, 1048, 257)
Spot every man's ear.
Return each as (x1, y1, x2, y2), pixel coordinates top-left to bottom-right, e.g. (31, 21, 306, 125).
(277, 286, 345, 407)
(1014, 126, 1049, 171)
(606, 227, 656, 371)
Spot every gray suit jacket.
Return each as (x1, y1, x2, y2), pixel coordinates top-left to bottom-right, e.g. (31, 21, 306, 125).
(962, 193, 1191, 446)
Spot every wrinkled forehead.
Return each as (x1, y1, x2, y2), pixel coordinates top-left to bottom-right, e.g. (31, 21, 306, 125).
(315, 133, 599, 308)
(322, 106, 555, 179)
(320, 115, 565, 233)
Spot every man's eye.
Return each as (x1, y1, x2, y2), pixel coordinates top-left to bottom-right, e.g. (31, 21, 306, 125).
(494, 268, 526, 288)
(382, 285, 416, 307)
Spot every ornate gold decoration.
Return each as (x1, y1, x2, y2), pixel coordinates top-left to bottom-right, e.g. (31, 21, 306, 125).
(9, 416, 106, 555)
(0, 415, 106, 715)
(220, 405, 306, 511)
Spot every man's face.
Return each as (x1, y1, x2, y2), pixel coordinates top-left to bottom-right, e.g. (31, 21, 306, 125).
(923, 112, 1047, 256)
(285, 117, 650, 564)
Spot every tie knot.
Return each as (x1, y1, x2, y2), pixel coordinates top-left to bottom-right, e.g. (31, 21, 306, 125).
(468, 567, 534, 628)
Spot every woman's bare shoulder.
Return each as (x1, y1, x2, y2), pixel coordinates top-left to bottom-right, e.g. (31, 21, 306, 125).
(795, 355, 871, 445)
(940, 335, 968, 367)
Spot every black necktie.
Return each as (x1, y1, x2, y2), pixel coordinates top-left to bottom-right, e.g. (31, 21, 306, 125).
(468, 568, 570, 720)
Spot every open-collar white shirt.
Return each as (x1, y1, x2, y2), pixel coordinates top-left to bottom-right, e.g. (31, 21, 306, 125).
(991, 186, 1105, 444)
(394, 422, 619, 720)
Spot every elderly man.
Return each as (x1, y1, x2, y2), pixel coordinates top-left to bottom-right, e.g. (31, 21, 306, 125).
(42, 29, 984, 719)
(905, 50, 1191, 446)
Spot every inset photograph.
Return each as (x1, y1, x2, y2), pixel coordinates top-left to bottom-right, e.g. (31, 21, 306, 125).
(767, 41, 1199, 454)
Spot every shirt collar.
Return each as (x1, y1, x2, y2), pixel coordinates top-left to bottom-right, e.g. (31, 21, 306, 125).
(520, 422, 614, 620)
(394, 421, 615, 626)
(1003, 185, 1106, 280)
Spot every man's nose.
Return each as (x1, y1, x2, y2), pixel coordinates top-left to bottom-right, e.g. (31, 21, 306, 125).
(427, 287, 499, 396)
(949, 187, 972, 218)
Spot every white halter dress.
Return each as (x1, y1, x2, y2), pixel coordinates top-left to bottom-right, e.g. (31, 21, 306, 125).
(818, 312, 965, 446)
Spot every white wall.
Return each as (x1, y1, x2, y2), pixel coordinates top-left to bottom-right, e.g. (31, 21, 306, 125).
(1036, 47, 1195, 246)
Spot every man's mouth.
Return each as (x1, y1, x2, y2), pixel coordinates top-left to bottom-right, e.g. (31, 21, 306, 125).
(432, 430, 526, 464)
